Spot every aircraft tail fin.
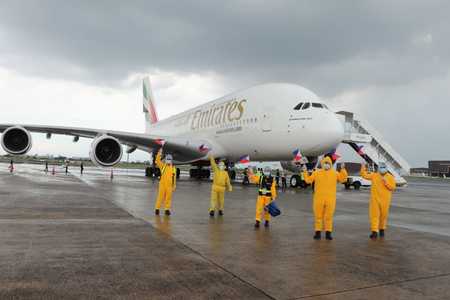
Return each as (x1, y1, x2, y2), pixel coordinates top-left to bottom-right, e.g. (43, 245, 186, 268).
(143, 77, 159, 126)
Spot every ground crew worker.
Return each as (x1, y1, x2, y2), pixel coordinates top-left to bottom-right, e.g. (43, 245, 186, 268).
(208, 155, 232, 217)
(281, 171, 287, 190)
(302, 156, 348, 240)
(248, 167, 277, 228)
(154, 149, 177, 216)
(361, 162, 396, 240)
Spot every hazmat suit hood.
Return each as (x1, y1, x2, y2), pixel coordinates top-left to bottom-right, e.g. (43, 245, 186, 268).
(320, 156, 333, 170)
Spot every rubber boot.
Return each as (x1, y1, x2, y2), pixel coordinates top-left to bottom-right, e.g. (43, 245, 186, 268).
(370, 231, 378, 240)
(254, 220, 260, 228)
(209, 210, 215, 217)
(313, 231, 321, 240)
(165, 210, 171, 216)
(325, 231, 333, 240)
(155, 209, 160, 215)
(379, 229, 385, 238)
(264, 220, 269, 227)
(218, 210, 224, 216)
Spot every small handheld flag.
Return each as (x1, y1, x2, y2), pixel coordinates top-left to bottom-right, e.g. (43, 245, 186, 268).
(330, 149, 341, 161)
(357, 145, 365, 156)
(239, 155, 250, 164)
(155, 139, 166, 146)
(199, 144, 210, 153)
(292, 149, 303, 162)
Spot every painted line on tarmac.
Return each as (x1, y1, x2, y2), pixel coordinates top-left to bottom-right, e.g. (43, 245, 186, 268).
(70, 171, 96, 187)
(0, 218, 142, 225)
(293, 272, 450, 299)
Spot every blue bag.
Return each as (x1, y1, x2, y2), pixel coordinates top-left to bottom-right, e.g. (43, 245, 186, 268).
(265, 201, 281, 217)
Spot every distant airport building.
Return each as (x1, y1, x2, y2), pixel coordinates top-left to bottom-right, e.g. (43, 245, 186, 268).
(410, 167, 429, 176)
(428, 161, 450, 177)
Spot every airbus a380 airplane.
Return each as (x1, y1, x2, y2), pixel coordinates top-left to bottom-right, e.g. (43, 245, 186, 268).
(0, 77, 344, 174)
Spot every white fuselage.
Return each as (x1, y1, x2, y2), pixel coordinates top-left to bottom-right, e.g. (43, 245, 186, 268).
(147, 83, 344, 162)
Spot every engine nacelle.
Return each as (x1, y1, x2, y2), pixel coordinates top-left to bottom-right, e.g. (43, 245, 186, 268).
(89, 135, 123, 167)
(1, 126, 33, 155)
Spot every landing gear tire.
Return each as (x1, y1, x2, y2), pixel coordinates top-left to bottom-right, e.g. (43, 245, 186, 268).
(145, 166, 160, 178)
(189, 168, 210, 179)
(353, 181, 361, 190)
(290, 175, 300, 188)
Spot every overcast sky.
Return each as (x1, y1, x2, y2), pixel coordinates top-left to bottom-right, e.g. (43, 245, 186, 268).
(1, 1, 449, 166)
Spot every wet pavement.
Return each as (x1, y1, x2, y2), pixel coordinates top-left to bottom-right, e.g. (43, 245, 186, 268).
(0, 163, 449, 299)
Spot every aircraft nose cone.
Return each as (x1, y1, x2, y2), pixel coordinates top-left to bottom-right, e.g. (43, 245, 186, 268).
(312, 112, 345, 152)
(328, 114, 345, 145)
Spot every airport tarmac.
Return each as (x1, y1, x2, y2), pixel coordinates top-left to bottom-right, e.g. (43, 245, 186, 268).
(0, 163, 449, 299)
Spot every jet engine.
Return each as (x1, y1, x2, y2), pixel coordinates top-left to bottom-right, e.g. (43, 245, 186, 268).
(89, 135, 123, 167)
(0, 126, 33, 155)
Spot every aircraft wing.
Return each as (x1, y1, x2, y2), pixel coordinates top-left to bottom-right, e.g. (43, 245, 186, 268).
(0, 124, 210, 163)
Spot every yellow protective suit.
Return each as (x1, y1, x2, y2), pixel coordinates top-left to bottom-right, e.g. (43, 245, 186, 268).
(361, 166, 396, 232)
(303, 156, 348, 232)
(154, 151, 177, 210)
(209, 156, 232, 212)
(249, 172, 277, 222)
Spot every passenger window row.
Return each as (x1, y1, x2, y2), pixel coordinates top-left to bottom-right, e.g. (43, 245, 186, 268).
(294, 102, 328, 110)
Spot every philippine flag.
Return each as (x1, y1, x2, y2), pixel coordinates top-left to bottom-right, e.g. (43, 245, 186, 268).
(331, 149, 341, 161)
(239, 155, 250, 164)
(155, 139, 166, 146)
(356, 145, 365, 156)
(292, 149, 303, 162)
(199, 144, 210, 153)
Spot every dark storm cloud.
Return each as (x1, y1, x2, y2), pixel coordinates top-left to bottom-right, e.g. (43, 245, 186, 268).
(1, 0, 449, 91)
(0, 0, 449, 165)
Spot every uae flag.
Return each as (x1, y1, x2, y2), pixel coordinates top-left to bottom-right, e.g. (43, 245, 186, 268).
(239, 155, 250, 164)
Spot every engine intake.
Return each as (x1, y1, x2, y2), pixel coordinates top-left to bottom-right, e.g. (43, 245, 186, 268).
(1, 126, 32, 155)
(89, 135, 123, 167)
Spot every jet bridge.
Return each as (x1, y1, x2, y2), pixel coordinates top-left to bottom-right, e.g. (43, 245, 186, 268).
(337, 111, 411, 185)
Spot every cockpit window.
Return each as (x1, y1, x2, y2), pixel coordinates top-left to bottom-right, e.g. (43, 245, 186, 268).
(301, 102, 310, 110)
(312, 103, 323, 108)
(294, 102, 304, 110)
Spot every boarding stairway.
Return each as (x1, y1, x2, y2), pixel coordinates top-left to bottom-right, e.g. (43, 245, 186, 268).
(336, 111, 411, 185)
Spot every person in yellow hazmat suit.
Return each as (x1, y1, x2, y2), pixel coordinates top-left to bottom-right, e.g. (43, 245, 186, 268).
(248, 167, 277, 228)
(302, 156, 348, 240)
(360, 162, 396, 240)
(154, 148, 177, 216)
(208, 155, 233, 217)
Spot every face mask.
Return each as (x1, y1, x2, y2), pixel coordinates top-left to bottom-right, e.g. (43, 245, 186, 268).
(165, 160, 172, 165)
(379, 167, 387, 174)
(219, 164, 225, 170)
(323, 163, 331, 170)
(263, 170, 271, 176)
